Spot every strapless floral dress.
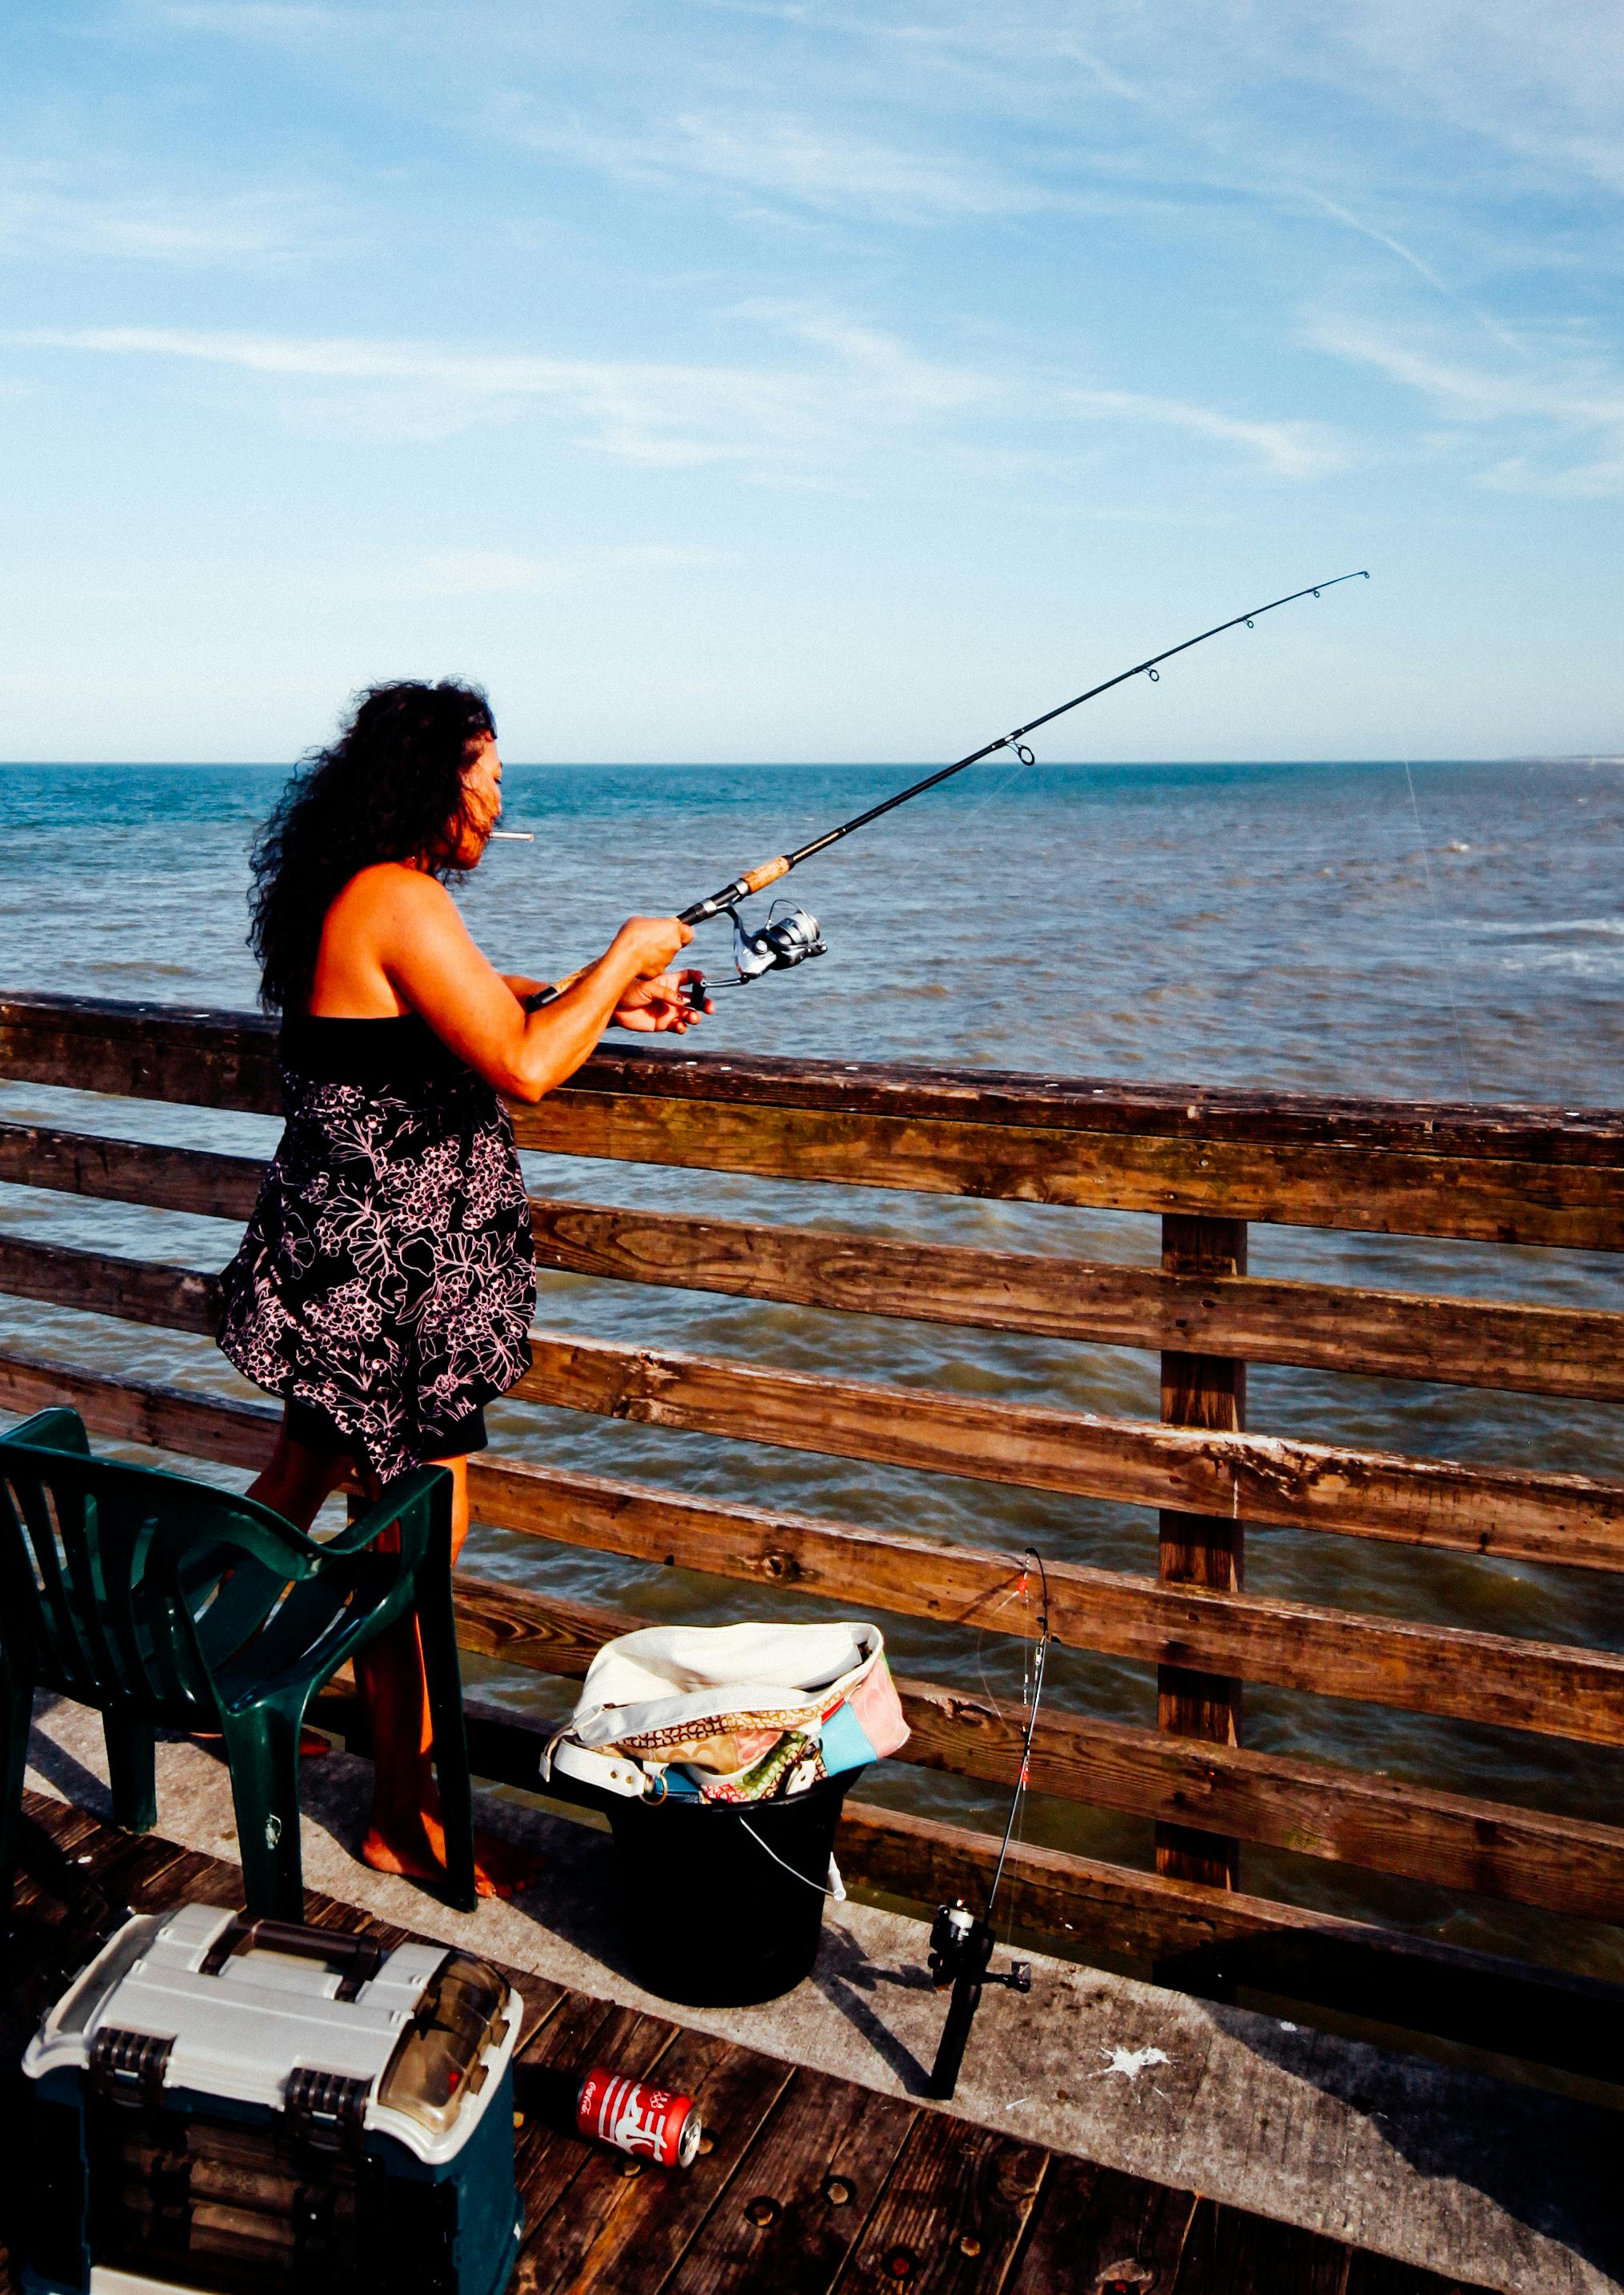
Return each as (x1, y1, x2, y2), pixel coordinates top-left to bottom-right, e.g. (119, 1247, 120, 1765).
(218, 1014, 535, 1485)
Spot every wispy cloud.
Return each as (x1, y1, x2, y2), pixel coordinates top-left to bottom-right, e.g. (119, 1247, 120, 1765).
(1063, 387, 1346, 479)
(13, 313, 1350, 495)
(10, 317, 1005, 466)
(0, 166, 327, 267)
(881, 2, 1624, 203)
(524, 110, 1058, 225)
(1313, 317, 1624, 494)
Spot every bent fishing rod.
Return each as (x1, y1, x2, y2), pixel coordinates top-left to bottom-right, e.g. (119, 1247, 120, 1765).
(520, 568, 1368, 1006)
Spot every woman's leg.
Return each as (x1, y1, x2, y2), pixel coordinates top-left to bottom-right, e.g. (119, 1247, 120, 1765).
(232, 1421, 355, 1758)
(245, 1423, 354, 1530)
(353, 1454, 539, 1898)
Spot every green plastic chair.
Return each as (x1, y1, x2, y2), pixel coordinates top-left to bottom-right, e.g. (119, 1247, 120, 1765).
(0, 1408, 476, 1921)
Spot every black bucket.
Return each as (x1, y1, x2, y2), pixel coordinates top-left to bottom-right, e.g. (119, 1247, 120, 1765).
(604, 1769, 861, 2008)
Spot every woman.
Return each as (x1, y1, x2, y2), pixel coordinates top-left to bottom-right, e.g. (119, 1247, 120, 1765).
(218, 678, 702, 1895)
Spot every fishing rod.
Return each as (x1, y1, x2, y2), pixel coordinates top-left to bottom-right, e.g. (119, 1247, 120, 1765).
(926, 1549, 1050, 2102)
(522, 569, 1367, 1007)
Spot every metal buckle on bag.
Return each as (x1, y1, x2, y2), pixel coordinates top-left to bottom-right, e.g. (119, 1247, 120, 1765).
(89, 2026, 174, 2112)
(284, 2065, 370, 2157)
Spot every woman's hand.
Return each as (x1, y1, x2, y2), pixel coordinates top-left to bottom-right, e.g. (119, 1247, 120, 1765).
(612, 970, 711, 1033)
(610, 914, 694, 979)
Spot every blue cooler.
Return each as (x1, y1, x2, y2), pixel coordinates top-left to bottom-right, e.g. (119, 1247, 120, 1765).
(20, 1906, 524, 2295)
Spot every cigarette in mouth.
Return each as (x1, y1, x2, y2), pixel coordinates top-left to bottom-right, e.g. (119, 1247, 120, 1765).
(489, 830, 534, 841)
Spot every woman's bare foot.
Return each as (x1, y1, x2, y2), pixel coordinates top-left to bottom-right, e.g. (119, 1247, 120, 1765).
(361, 1807, 542, 1900)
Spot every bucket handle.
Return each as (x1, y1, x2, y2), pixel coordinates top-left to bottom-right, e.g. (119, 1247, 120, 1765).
(737, 1819, 846, 1902)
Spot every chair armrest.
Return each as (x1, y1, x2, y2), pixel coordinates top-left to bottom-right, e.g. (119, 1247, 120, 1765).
(315, 1466, 454, 1565)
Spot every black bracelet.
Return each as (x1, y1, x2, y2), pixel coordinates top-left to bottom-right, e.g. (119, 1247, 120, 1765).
(523, 988, 556, 1014)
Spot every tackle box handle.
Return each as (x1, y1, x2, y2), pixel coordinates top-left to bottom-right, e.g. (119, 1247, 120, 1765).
(200, 1915, 389, 2001)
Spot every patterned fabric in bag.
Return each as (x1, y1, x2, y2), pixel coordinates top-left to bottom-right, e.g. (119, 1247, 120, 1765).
(542, 1621, 909, 1802)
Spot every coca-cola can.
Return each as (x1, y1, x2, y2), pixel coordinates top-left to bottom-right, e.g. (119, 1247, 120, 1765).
(575, 2065, 702, 2169)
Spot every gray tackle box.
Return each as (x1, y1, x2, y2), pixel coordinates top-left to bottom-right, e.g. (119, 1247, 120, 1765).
(19, 1905, 523, 2295)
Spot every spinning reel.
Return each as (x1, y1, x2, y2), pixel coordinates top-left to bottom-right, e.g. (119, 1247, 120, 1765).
(684, 899, 826, 1006)
(926, 1900, 1031, 2101)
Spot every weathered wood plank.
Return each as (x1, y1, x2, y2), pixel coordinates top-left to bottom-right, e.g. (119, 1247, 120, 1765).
(1006, 2159, 1198, 2295)
(0, 1346, 279, 1468)
(0, 1233, 220, 1335)
(1175, 2200, 1356, 2295)
(528, 1193, 1624, 1402)
(526, 1041, 1624, 1162)
(512, 1091, 1624, 1248)
(894, 1677, 1624, 1924)
(10, 990, 1623, 1157)
(656, 2069, 918, 2295)
(5, 1347, 1620, 1752)
(514, 1329, 1624, 1573)
(0, 995, 282, 1115)
(9, 1128, 1624, 1401)
(5, 992, 1624, 1242)
(320, 1649, 1624, 1931)
(452, 1575, 631, 1681)
(1156, 1213, 1246, 1890)
(827, 2110, 1050, 2295)
(309, 1667, 1394, 1969)
(0, 1124, 266, 1223)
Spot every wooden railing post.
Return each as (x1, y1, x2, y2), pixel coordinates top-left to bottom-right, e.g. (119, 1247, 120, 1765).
(1156, 1213, 1246, 1888)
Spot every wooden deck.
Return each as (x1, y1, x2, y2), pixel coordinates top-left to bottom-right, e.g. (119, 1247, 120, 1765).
(0, 1793, 1488, 2295)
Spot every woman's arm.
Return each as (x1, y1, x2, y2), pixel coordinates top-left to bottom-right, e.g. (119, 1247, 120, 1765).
(358, 870, 696, 1101)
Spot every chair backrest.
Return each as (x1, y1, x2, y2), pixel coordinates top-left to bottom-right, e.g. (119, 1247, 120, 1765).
(0, 1409, 323, 1721)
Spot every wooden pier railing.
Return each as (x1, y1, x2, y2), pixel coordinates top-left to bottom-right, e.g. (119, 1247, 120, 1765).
(2, 992, 1623, 2077)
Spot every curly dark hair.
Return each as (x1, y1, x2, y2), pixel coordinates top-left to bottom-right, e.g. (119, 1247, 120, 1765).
(249, 679, 496, 1014)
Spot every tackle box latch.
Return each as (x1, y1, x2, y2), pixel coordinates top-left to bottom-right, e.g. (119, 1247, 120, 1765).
(285, 2065, 370, 2156)
(88, 2025, 174, 2113)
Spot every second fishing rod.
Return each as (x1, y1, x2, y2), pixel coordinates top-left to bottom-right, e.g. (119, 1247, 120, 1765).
(522, 569, 1368, 1007)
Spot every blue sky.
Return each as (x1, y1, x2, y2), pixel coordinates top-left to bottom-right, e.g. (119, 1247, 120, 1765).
(2, 1, 1620, 762)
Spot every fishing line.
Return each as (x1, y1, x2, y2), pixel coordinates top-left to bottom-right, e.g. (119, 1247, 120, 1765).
(967, 1549, 1035, 1945)
(920, 746, 1038, 850)
(1402, 750, 1477, 1106)
(1005, 1557, 1036, 1952)
(986, 1545, 1050, 1927)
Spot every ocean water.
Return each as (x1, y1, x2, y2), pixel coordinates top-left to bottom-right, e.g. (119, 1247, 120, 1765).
(1, 755, 1622, 1977)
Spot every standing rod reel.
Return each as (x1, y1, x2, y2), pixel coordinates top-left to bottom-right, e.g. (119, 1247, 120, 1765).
(926, 1546, 1051, 2101)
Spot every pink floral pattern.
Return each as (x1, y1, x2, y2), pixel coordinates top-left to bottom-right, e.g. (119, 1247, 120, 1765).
(218, 1053, 534, 1484)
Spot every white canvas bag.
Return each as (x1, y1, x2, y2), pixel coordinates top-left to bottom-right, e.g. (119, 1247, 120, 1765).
(541, 1621, 891, 1798)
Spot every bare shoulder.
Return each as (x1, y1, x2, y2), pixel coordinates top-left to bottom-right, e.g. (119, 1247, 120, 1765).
(325, 862, 461, 941)
(329, 861, 450, 917)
